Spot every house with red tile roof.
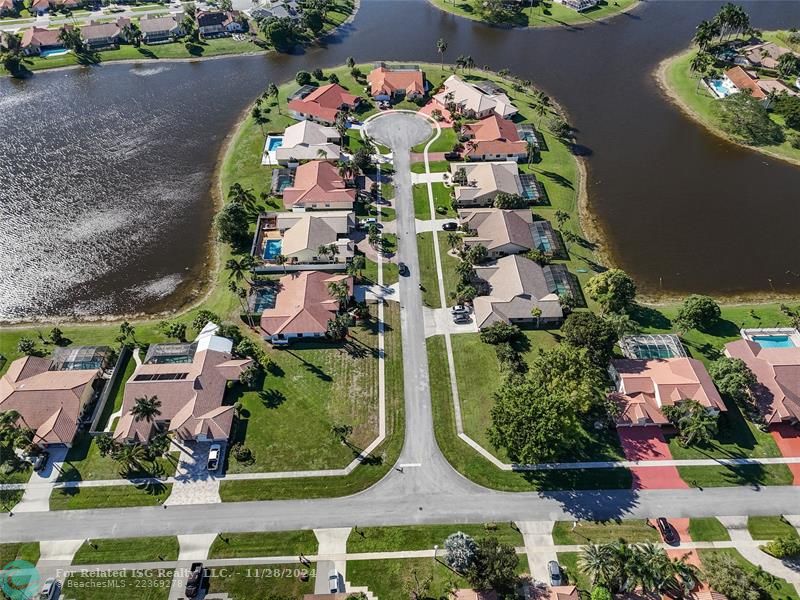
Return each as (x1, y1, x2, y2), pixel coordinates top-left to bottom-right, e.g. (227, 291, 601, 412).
(282, 160, 357, 210)
(20, 26, 66, 56)
(723, 66, 767, 100)
(0, 0, 17, 16)
(367, 65, 425, 100)
(725, 329, 800, 425)
(113, 323, 251, 444)
(287, 83, 360, 125)
(260, 271, 353, 344)
(461, 114, 528, 162)
(609, 357, 726, 427)
(0, 348, 108, 447)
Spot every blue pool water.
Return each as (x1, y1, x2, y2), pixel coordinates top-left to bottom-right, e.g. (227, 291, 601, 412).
(252, 287, 277, 312)
(263, 239, 282, 260)
(41, 48, 70, 58)
(708, 78, 734, 98)
(267, 137, 284, 151)
(752, 335, 796, 349)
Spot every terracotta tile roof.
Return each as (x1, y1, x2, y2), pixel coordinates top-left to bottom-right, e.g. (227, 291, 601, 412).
(30, 0, 49, 9)
(724, 66, 767, 99)
(282, 160, 357, 208)
(0, 354, 100, 446)
(21, 26, 64, 49)
(463, 116, 527, 157)
(367, 66, 425, 97)
(744, 42, 795, 70)
(113, 323, 251, 443)
(260, 271, 352, 337)
(610, 357, 727, 426)
(458, 208, 534, 253)
(287, 83, 359, 123)
(725, 338, 800, 424)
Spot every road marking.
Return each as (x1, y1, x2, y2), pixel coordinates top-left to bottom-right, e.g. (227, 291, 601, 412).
(398, 463, 422, 468)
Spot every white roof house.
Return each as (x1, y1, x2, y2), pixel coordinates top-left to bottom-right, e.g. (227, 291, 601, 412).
(275, 120, 342, 164)
(450, 161, 523, 207)
(434, 75, 518, 119)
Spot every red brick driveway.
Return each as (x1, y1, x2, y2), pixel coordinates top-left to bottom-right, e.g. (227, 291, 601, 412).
(618, 427, 689, 490)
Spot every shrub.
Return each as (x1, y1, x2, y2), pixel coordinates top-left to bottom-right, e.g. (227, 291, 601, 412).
(761, 536, 800, 559)
(444, 532, 477, 573)
(479, 322, 522, 345)
(295, 71, 312, 86)
(16, 337, 36, 355)
(231, 443, 254, 464)
(674, 294, 721, 333)
(312, 68, 324, 80)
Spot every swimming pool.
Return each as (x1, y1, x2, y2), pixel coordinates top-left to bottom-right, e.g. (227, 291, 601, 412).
(41, 48, 70, 59)
(267, 136, 284, 152)
(707, 77, 736, 99)
(252, 287, 277, 312)
(752, 335, 797, 349)
(263, 239, 282, 260)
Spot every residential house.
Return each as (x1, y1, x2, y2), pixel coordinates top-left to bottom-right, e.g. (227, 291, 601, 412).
(29, 0, 50, 13)
(724, 329, 800, 426)
(608, 356, 726, 427)
(113, 323, 252, 444)
(140, 15, 183, 44)
(20, 26, 66, 56)
(722, 66, 797, 103)
(252, 211, 354, 268)
(545, 587, 580, 600)
(282, 160, 357, 210)
(0, 346, 109, 448)
(196, 10, 245, 38)
(0, 0, 16, 16)
(461, 114, 528, 162)
(738, 41, 797, 70)
(472, 254, 564, 329)
(367, 64, 425, 101)
(458, 208, 534, 258)
(260, 271, 353, 344)
(80, 18, 130, 50)
(287, 83, 360, 125)
(275, 120, 342, 165)
(555, 0, 598, 11)
(452, 590, 497, 600)
(433, 75, 518, 119)
(450, 161, 523, 208)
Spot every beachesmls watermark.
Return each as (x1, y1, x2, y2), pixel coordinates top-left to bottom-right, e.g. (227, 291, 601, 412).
(0, 560, 41, 600)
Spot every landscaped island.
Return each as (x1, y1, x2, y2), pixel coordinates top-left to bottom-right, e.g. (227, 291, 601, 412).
(658, 5, 800, 165)
(0, 0, 355, 77)
(427, 0, 638, 29)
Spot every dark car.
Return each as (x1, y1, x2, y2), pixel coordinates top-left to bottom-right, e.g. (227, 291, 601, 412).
(185, 562, 204, 598)
(657, 517, 678, 545)
(32, 452, 49, 473)
(443, 152, 461, 160)
(442, 222, 458, 231)
(453, 313, 471, 324)
(398, 262, 409, 276)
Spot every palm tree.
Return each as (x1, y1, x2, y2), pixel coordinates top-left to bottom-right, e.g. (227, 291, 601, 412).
(228, 183, 257, 213)
(334, 111, 348, 142)
(693, 19, 719, 51)
(327, 280, 351, 312)
(226, 255, 255, 284)
(437, 38, 448, 71)
(464, 55, 474, 73)
(317, 244, 331, 261)
(525, 140, 538, 166)
(446, 232, 462, 250)
(534, 102, 548, 127)
(274, 253, 288, 273)
(554, 209, 570, 229)
(455, 259, 474, 281)
(114, 443, 147, 473)
(579, 543, 617, 587)
(267, 82, 280, 113)
(346, 255, 366, 278)
(252, 105, 268, 135)
(689, 52, 713, 92)
(131, 395, 162, 424)
(123, 22, 142, 47)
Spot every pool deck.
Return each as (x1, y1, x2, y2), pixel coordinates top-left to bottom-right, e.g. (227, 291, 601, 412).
(262, 135, 284, 166)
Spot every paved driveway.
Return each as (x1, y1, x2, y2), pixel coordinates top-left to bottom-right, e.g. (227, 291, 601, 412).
(618, 428, 688, 490)
(771, 424, 800, 485)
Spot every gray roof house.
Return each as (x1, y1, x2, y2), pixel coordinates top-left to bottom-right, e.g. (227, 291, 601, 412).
(140, 15, 183, 44)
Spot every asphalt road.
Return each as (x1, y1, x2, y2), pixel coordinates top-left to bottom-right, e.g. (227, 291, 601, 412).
(3, 112, 799, 544)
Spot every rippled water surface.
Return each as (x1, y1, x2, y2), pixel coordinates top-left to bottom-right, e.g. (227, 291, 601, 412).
(1, 0, 800, 319)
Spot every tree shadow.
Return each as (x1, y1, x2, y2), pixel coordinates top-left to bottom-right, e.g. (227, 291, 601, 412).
(539, 170, 574, 190)
(630, 304, 672, 330)
(534, 479, 640, 521)
(259, 389, 287, 409)
(136, 47, 157, 59)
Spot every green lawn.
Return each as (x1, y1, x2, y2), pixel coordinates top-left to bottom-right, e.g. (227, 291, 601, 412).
(72, 537, 179, 565)
(64, 570, 174, 600)
(429, 0, 638, 28)
(58, 433, 178, 482)
(0, 491, 23, 513)
(363, 255, 399, 286)
(411, 160, 450, 173)
(662, 39, 800, 167)
(414, 183, 455, 219)
(208, 531, 318, 558)
(698, 549, 800, 600)
(748, 516, 799, 541)
(347, 523, 523, 552)
(0, 542, 40, 566)
(219, 303, 404, 501)
(689, 518, 731, 542)
(678, 464, 794, 489)
(412, 126, 458, 153)
(428, 335, 633, 491)
(417, 232, 442, 308)
(556, 552, 591, 592)
(207, 563, 315, 598)
(552, 520, 658, 545)
(413, 184, 433, 220)
(50, 482, 172, 510)
(95, 352, 135, 431)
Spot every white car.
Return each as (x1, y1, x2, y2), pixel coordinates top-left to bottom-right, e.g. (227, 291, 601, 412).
(328, 569, 339, 593)
(39, 578, 58, 599)
(207, 444, 221, 471)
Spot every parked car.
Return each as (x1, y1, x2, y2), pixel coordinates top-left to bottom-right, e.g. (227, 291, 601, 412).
(185, 562, 204, 598)
(328, 569, 339, 593)
(451, 304, 469, 315)
(453, 313, 470, 324)
(39, 578, 58, 599)
(657, 517, 678, 544)
(442, 222, 458, 231)
(398, 262, 409, 276)
(207, 444, 221, 471)
(548, 560, 562, 586)
(444, 151, 460, 160)
(32, 451, 49, 473)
